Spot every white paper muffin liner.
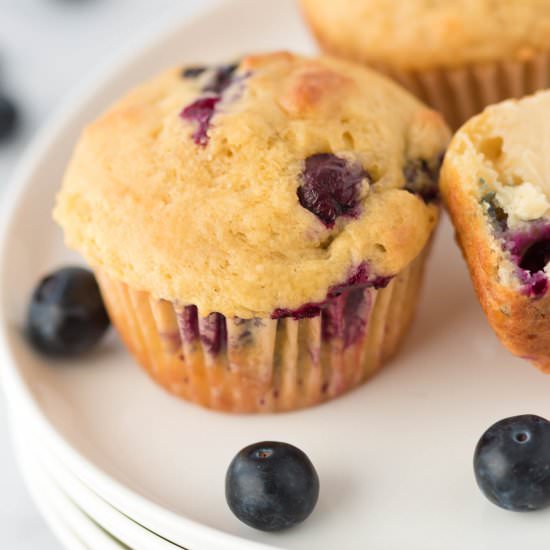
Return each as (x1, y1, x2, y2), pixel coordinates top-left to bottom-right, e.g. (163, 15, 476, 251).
(378, 52, 550, 129)
(95, 246, 429, 413)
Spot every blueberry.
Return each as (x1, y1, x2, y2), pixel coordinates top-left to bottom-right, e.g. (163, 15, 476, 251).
(297, 153, 369, 228)
(225, 441, 320, 531)
(203, 63, 239, 94)
(180, 96, 221, 146)
(179, 62, 245, 146)
(403, 154, 443, 202)
(181, 66, 207, 79)
(519, 240, 550, 275)
(26, 267, 110, 356)
(0, 95, 18, 142)
(481, 192, 508, 233)
(474, 415, 550, 511)
(521, 271, 549, 298)
(503, 224, 550, 298)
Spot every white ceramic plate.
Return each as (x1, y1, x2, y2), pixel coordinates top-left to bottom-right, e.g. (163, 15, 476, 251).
(12, 409, 185, 550)
(11, 419, 123, 550)
(3, 0, 550, 549)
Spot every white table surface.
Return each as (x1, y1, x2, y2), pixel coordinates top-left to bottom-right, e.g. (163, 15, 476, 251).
(0, 1, 204, 547)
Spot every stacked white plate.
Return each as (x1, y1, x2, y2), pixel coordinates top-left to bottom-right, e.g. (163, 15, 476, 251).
(11, 415, 142, 550)
(3, 0, 550, 548)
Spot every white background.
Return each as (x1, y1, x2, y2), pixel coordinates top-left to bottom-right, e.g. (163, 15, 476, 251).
(0, 1, 203, 547)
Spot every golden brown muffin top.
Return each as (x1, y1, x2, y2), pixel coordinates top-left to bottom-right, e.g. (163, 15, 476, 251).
(54, 52, 449, 317)
(300, 0, 550, 70)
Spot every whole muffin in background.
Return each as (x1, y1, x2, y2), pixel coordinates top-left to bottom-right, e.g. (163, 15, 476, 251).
(54, 51, 449, 413)
(299, 0, 550, 129)
(441, 91, 550, 371)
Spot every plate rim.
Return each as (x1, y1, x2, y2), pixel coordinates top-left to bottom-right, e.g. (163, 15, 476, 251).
(12, 420, 119, 550)
(13, 410, 185, 550)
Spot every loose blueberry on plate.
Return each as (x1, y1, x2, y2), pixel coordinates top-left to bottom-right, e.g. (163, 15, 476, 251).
(0, 94, 19, 142)
(26, 267, 110, 356)
(226, 441, 320, 531)
(474, 415, 550, 511)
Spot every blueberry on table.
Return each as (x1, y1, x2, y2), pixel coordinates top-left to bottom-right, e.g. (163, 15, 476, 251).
(26, 267, 110, 357)
(226, 441, 320, 531)
(0, 94, 19, 142)
(474, 415, 550, 511)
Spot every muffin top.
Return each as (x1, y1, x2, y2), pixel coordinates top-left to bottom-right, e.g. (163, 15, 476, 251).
(441, 90, 550, 296)
(54, 51, 449, 318)
(300, 0, 550, 71)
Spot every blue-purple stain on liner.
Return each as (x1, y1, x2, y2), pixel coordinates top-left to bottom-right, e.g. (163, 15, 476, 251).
(231, 317, 265, 348)
(343, 288, 373, 347)
(173, 265, 388, 356)
(297, 153, 370, 228)
(271, 272, 378, 349)
(175, 306, 228, 355)
(503, 221, 550, 298)
(200, 312, 228, 355)
(159, 331, 182, 352)
(321, 288, 373, 348)
(403, 153, 444, 203)
(179, 63, 242, 147)
(176, 305, 200, 343)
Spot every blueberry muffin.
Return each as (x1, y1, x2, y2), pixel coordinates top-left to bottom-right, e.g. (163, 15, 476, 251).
(54, 51, 449, 412)
(299, 0, 550, 129)
(441, 91, 550, 371)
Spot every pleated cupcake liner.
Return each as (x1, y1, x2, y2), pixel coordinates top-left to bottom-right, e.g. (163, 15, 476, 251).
(376, 51, 550, 129)
(95, 246, 429, 413)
